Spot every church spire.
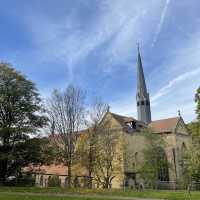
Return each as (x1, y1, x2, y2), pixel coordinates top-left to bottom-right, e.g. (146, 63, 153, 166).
(136, 44, 151, 124)
(137, 44, 147, 96)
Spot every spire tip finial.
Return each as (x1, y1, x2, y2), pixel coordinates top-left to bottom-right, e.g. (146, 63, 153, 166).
(107, 105, 110, 113)
(137, 43, 140, 53)
(178, 110, 181, 117)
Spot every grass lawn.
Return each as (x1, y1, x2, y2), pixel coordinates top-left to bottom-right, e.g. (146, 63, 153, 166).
(0, 194, 101, 200)
(0, 187, 199, 200)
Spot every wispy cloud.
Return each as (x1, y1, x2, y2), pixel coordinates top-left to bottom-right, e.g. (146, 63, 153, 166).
(151, 67, 200, 103)
(100, 0, 163, 71)
(3, 0, 199, 123)
(23, 0, 164, 79)
(151, 0, 171, 47)
(111, 31, 200, 122)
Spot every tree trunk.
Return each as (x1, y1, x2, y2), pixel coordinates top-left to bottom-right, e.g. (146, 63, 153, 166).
(88, 144, 93, 188)
(68, 162, 72, 188)
(104, 177, 110, 189)
(0, 159, 8, 184)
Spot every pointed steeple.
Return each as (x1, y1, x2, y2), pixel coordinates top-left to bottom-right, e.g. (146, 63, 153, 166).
(136, 44, 151, 124)
(137, 44, 147, 96)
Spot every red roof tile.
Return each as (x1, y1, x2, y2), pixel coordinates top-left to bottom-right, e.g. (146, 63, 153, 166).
(149, 117, 179, 133)
(24, 163, 88, 176)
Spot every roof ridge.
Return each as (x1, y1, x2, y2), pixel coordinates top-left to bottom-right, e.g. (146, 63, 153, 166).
(149, 116, 180, 133)
(110, 112, 134, 119)
(151, 116, 179, 122)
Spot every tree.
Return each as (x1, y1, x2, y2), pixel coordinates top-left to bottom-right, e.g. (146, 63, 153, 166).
(48, 175, 61, 187)
(93, 120, 121, 189)
(184, 86, 200, 183)
(187, 87, 200, 144)
(139, 128, 170, 188)
(78, 101, 122, 189)
(183, 145, 200, 183)
(0, 63, 48, 181)
(195, 87, 200, 121)
(23, 137, 56, 166)
(77, 98, 108, 188)
(47, 85, 85, 188)
(188, 121, 200, 143)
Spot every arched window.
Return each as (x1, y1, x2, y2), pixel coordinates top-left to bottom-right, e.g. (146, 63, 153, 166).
(157, 148, 169, 182)
(181, 142, 188, 176)
(181, 143, 187, 157)
(181, 143, 187, 167)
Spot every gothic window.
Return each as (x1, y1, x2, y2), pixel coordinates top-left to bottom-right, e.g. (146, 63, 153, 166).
(181, 143, 187, 156)
(181, 143, 187, 164)
(157, 148, 169, 182)
(141, 101, 144, 105)
(181, 143, 187, 175)
(137, 102, 140, 106)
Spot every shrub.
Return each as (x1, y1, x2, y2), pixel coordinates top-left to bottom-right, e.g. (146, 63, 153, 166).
(48, 176, 61, 187)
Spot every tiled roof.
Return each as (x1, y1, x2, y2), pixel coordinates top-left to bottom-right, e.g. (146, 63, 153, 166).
(24, 164, 68, 175)
(24, 163, 87, 176)
(149, 117, 179, 133)
(110, 112, 136, 126)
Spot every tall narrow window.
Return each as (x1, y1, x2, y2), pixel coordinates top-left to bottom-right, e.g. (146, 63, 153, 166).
(181, 143, 187, 158)
(157, 148, 169, 182)
(181, 143, 187, 173)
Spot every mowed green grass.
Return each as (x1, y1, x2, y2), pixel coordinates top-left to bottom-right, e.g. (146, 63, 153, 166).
(0, 194, 103, 200)
(0, 187, 200, 200)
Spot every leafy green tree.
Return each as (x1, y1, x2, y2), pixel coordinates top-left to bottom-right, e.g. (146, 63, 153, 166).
(139, 128, 170, 188)
(185, 86, 200, 183)
(77, 98, 108, 188)
(183, 145, 200, 183)
(94, 123, 121, 189)
(21, 137, 55, 167)
(0, 63, 48, 181)
(188, 87, 200, 143)
(48, 176, 61, 187)
(195, 87, 200, 121)
(187, 121, 200, 143)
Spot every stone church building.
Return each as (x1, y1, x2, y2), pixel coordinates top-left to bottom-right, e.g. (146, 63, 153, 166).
(32, 47, 192, 188)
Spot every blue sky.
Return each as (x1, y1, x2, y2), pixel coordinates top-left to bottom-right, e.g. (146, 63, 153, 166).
(0, 0, 200, 122)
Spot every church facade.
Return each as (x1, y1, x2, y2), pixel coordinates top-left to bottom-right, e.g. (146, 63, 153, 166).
(32, 47, 192, 189)
(104, 47, 192, 188)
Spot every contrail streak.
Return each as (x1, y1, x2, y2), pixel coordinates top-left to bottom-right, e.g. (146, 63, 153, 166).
(151, 67, 200, 103)
(151, 0, 171, 47)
